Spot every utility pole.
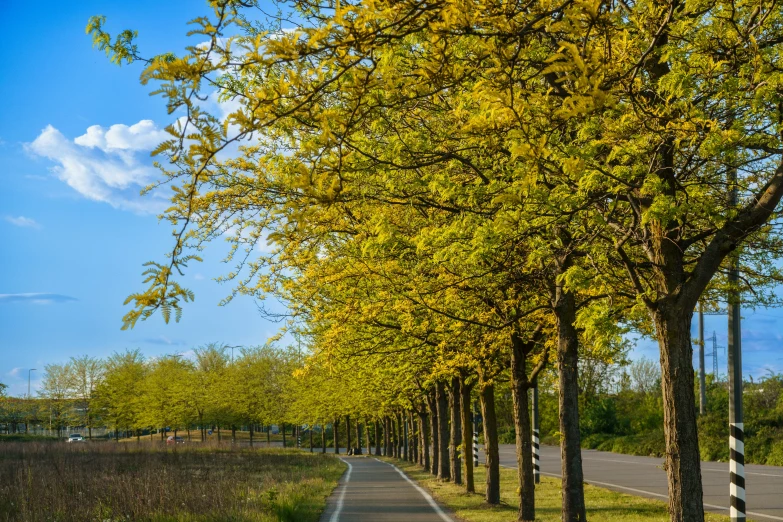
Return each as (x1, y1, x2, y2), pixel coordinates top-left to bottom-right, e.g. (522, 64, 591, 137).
(728, 167, 745, 522)
(699, 303, 706, 414)
(532, 378, 540, 485)
(713, 332, 719, 381)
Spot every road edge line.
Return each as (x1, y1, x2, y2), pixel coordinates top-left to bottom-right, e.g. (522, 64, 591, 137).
(374, 458, 454, 522)
(519, 467, 783, 522)
(329, 457, 353, 522)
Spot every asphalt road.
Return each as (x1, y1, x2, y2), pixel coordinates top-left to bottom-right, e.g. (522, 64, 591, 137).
(496, 444, 783, 522)
(320, 456, 454, 522)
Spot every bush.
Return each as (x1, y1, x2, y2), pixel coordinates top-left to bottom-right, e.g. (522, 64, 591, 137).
(580, 398, 619, 435)
(766, 441, 783, 466)
(497, 426, 516, 444)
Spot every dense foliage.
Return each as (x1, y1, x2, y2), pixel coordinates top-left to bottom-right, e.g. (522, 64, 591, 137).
(27, 1, 783, 521)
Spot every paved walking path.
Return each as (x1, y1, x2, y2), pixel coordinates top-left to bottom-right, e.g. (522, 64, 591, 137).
(320, 456, 454, 522)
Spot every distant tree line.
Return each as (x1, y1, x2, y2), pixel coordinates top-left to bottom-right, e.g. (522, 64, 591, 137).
(0, 345, 295, 442)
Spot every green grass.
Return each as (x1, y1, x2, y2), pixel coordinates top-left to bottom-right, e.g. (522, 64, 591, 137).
(0, 442, 345, 522)
(388, 459, 730, 522)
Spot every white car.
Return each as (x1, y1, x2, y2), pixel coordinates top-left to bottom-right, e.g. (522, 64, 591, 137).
(67, 434, 84, 443)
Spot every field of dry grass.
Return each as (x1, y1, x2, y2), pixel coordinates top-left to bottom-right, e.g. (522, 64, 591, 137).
(0, 441, 344, 522)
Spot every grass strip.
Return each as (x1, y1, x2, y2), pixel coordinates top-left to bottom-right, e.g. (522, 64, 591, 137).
(387, 459, 730, 522)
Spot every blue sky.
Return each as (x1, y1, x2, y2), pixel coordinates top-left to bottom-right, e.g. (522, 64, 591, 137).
(1, 1, 782, 397)
(0, 1, 284, 396)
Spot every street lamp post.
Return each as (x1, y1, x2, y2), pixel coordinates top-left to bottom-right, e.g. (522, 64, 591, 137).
(28, 369, 36, 399)
(225, 345, 242, 364)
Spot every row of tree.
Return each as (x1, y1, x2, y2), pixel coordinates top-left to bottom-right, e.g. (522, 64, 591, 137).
(87, 1, 783, 521)
(0, 346, 293, 441)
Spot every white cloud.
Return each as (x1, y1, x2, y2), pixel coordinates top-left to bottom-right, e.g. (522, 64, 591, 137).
(26, 123, 169, 213)
(7, 367, 23, 378)
(0, 293, 78, 305)
(5, 216, 41, 229)
(74, 120, 169, 153)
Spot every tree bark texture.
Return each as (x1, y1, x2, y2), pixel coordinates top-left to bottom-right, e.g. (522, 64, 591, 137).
(419, 410, 430, 471)
(333, 419, 339, 455)
(511, 335, 536, 522)
(413, 413, 418, 462)
(556, 289, 587, 522)
(384, 416, 391, 457)
(403, 412, 409, 461)
(480, 382, 500, 504)
(428, 390, 439, 476)
(375, 420, 382, 456)
(436, 382, 451, 481)
(449, 377, 463, 485)
(654, 305, 705, 521)
(346, 415, 352, 453)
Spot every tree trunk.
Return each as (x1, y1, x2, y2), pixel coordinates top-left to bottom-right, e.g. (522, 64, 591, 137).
(449, 378, 463, 485)
(480, 381, 500, 505)
(267, 425, 271, 446)
(419, 410, 430, 471)
(399, 412, 407, 460)
(281, 423, 286, 448)
(382, 417, 391, 457)
(400, 411, 411, 461)
(333, 419, 340, 455)
(375, 420, 382, 456)
(355, 420, 362, 455)
(511, 336, 536, 522)
(461, 377, 475, 493)
(427, 390, 439, 476)
(347, 415, 352, 454)
(249, 424, 254, 447)
(410, 411, 418, 463)
(322, 425, 327, 453)
(310, 426, 314, 452)
(556, 289, 587, 522)
(654, 305, 705, 521)
(436, 382, 451, 481)
(391, 414, 398, 458)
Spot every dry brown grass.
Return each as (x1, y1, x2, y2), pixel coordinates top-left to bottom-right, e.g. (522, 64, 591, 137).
(0, 441, 344, 522)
